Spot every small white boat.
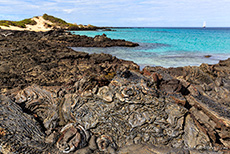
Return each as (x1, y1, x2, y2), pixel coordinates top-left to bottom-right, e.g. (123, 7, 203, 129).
(203, 21, 206, 28)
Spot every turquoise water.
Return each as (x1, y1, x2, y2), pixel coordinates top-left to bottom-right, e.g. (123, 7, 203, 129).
(71, 28, 230, 68)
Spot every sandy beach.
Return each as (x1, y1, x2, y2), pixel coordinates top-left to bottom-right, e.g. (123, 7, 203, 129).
(0, 16, 55, 31)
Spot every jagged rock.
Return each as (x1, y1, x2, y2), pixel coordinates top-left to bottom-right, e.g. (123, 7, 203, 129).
(183, 114, 211, 149)
(14, 85, 59, 133)
(117, 144, 222, 154)
(96, 135, 117, 152)
(57, 123, 90, 153)
(64, 73, 208, 150)
(142, 58, 230, 150)
(1, 29, 230, 153)
(73, 147, 92, 154)
(1, 66, 229, 153)
(97, 86, 113, 102)
(0, 29, 139, 90)
(159, 79, 189, 94)
(117, 144, 190, 154)
(0, 95, 49, 153)
(94, 34, 108, 42)
(88, 135, 97, 151)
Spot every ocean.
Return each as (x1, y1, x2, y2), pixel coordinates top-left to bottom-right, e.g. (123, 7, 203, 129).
(71, 27, 230, 69)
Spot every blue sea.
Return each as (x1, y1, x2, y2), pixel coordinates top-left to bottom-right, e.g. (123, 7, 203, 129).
(71, 28, 230, 69)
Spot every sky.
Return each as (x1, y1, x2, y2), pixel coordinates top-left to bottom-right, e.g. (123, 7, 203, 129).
(0, 0, 230, 27)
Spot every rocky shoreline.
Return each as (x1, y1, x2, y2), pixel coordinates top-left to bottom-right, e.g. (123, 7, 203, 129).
(0, 29, 230, 154)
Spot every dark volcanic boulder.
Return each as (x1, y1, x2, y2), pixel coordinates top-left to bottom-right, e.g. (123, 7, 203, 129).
(0, 30, 139, 91)
(142, 58, 230, 149)
(2, 70, 226, 153)
(93, 34, 108, 42)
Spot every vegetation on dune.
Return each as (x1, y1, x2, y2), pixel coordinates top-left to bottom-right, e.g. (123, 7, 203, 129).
(0, 18, 37, 28)
(42, 14, 98, 29)
(0, 14, 98, 30)
(42, 14, 97, 30)
(68, 23, 80, 30)
(43, 13, 69, 28)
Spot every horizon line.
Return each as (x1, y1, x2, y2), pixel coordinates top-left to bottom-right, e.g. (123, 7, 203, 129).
(107, 26, 230, 28)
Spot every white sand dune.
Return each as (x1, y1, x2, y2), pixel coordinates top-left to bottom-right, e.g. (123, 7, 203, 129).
(0, 16, 60, 31)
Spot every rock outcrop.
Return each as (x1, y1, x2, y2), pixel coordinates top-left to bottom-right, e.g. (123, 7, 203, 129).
(0, 29, 138, 91)
(143, 60, 230, 150)
(0, 29, 230, 153)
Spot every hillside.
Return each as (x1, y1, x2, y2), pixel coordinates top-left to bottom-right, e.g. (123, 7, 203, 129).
(0, 14, 98, 31)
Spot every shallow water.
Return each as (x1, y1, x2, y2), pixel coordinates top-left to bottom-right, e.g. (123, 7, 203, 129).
(71, 27, 230, 68)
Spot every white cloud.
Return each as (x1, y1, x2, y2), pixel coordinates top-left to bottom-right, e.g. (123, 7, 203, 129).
(63, 9, 74, 14)
(27, 4, 40, 9)
(0, 0, 230, 26)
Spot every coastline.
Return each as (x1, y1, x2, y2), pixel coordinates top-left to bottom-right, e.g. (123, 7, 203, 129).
(72, 27, 230, 69)
(71, 45, 230, 69)
(0, 29, 230, 153)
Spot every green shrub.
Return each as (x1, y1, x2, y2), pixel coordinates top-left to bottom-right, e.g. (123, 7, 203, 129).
(43, 14, 69, 27)
(0, 20, 13, 27)
(68, 23, 79, 30)
(0, 18, 37, 28)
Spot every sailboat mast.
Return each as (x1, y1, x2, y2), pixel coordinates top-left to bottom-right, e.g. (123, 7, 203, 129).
(203, 21, 206, 28)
